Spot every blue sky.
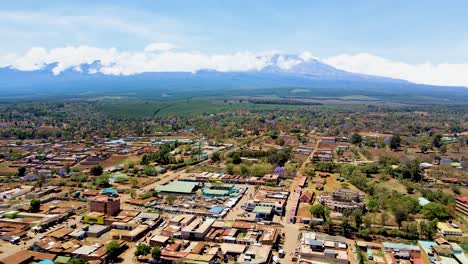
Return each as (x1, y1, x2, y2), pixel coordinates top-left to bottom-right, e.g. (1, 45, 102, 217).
(2, 1, 468, 86)
(2, 0, 468, 63)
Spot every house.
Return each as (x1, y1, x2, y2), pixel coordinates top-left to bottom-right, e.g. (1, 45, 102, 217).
(437, 222, 463, 236)
(300, 190, 314, 203)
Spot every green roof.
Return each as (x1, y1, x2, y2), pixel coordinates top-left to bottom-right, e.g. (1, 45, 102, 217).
(202, 188, 230, 196)
(54, 256, 71, 264)
(155, 181, 198, 194)
(253, 205, 273, 214)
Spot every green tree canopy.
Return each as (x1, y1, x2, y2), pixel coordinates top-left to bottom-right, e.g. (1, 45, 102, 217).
(90, 165, 103, 176)
(106, 240, 121, 258)
(135, 243, 151, 257)
(29, 198, 41, 213)
(310, 204, 330, 220)
(421, 203, 450, 220)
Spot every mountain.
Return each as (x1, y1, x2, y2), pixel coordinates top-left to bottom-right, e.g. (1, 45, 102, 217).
(1, 54, 467, 104)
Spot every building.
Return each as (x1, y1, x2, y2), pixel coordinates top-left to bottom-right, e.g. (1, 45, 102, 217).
(455, 196, 468, 217)
(418, 240, 466, 264)
(201, 183, 238, 197)
(155, 181, 199, 196)
(87, 225, 111, 237)
(238, 245, 272, 264)
(181, 218, 215, 240)
(321, 137, 337, 143)
(88, 196, 120, 216)
(437, 222, 463, 236)
(150, 235, 170, 247)
(318, 188, 365, 213)
(301, 232, 348, 264)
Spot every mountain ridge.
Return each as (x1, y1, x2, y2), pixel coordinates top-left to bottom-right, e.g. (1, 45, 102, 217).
(1, 54, 467, 104)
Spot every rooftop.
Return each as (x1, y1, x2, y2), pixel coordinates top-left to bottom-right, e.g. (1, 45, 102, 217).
(155, 181, 198, 194)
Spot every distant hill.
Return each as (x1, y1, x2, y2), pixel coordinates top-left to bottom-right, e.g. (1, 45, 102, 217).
(1, 54, 467, 104)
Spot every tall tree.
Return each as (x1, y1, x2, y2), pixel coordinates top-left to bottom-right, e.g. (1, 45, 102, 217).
(390, 135, 401, 150)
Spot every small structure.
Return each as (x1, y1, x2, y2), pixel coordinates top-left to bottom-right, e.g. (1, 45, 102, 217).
(108, 172, 128, 183)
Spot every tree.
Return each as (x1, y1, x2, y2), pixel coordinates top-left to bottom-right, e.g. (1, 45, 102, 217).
(336, 148, 344, 157)
(341, 215, 351, 235)
(421, 203, 450, 220)
(166, 195, 176, 205)
(68, 258, 86, 264)
(94, 174, 111, 188)
(17, 166, 26, 176)
(226, 164, 234, 174)
(151, 246, 161, 259)
(419, 219, 438, 240)
(29, 198, 41, 213)
(129, 189, 136, 199)
(390, 135, 401, 150)
(211, 151, 221, 162)
(141, 154, 150, 165)
(440, 144, 447, 154)
(106, 240, 121, 259)
(135, 243, 151, 257)
(352, 209, 363, 229)
(90, 165, 103, 176)
(419, 144, 429, 153)
(350, 133, 363, 145)
(432, 134, 442, 149)
(129, 177, 139, 188)
(310, 204, 330, 220)
(380, 211, 388, 227)
(232, 154, 242, 164)
(392, 206, 408, 229)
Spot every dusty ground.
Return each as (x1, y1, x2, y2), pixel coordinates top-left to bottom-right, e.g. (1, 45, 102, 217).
(296, 203, 311, 218)
(101, 154, 142, 168)
(0, 161, 18, 175)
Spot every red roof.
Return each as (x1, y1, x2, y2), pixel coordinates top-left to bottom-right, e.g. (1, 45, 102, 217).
(456, 196, 468, 203)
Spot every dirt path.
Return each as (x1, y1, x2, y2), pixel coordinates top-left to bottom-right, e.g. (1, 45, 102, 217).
(282, 223, 301, 264)
(279, 136, 321, 263)
(225, 185, 254, 220)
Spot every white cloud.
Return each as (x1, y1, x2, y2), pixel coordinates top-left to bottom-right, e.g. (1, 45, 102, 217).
(144, 42, 176, 52)
(2, 45, 468, 87)
(276, 55, 302, 70)
(323, 53, 468, 87)
(6, 45, 273, 75)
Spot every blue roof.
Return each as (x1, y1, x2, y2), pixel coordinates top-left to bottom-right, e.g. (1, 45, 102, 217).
(37, 260, 54, 264)
(102, 188, 118, 194)
(418, 241, 437, 252)
(209, 206, 224, 214)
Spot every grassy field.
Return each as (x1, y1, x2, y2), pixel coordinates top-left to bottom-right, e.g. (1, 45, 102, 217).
(96, 99, 368, 119)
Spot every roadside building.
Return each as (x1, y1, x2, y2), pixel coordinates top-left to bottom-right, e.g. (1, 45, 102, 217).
(88, 196, 120, 216)
(155, 181, 199, 196)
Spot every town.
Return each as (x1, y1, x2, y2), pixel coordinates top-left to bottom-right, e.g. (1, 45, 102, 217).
(0, 104, 466, 264)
